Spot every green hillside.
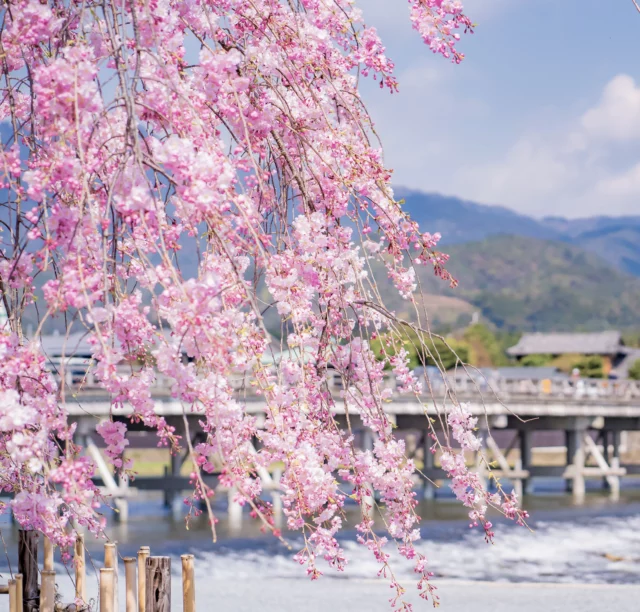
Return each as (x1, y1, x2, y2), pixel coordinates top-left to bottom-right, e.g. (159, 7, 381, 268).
(416, 235, 640, 331)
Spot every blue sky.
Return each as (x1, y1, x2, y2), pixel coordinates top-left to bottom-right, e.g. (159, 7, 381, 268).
(359, 0, 640, 218)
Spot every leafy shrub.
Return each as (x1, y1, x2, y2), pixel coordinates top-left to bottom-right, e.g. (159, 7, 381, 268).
(417, 337, 470, 370)
(519, 354, 553, 367)
(370, 329, 469, 371)
(463, 324, 509, 367)
(629, 359, 640, 381)
(572, 355, 604, 379)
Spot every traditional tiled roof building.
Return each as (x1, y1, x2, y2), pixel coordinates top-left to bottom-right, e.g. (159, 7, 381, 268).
(507, 331, 638, 378)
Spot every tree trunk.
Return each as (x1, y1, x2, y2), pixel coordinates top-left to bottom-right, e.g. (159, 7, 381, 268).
(18, 530, 39, 612)
(145, 557, 170, 612)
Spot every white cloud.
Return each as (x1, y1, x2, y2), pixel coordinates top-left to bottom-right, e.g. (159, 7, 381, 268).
(596, 161, 640, 198)
(581, 74, 640, 142)
(357, 0, 640, 219)
(457, 136, 575, 207)
(451, 74, 640, 217)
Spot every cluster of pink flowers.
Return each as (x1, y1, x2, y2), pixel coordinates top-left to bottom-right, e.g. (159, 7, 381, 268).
(0, 334, 105, 547)
(408, 0, 474, 64)
(96, 421, 130, 469)
(440, 403, 529, 540)
(0, 0, 527, 606)
(447, 402, 482, 452)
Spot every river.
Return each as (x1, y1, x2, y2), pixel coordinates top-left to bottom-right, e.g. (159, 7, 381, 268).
(2, 487, 640, 610)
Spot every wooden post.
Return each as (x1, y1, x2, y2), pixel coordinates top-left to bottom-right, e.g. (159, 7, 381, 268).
(75, 534, 86, 603)
(8, 579, 17, 612)
(43, 536, 54, 571)
(137, 547, 150, 612)
(18, 530, 39, 612)
(15, 574, 23, 612)
(104, 542, 119, 612)
(40, 570, 56, 612)
(181, 555, 195, 612)
(100, 568, 115, 612)
(145, 557, 171, 612)
(124, 557, 137, 612)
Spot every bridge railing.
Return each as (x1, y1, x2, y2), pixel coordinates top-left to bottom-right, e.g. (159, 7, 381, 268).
(45, 357, 640, 401)
(417, 374, 640, 401)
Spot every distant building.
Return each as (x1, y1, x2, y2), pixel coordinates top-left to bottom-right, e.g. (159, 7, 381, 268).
(507, 331, 629, 377)
(39, 330, 94, 359)
(610, 348, 640, 379)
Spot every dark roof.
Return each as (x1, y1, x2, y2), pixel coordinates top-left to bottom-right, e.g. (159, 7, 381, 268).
(507, 331, 623, 357)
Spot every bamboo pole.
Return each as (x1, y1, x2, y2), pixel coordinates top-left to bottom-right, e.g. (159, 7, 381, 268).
(124, 557, 137, 612)
(8, 579, 17, 612)
(100, 568, 115, 612)
(75, 534, 86, 603)
(15, 574, 23, 612)
(104, 542, 119, 612)
(43, 536, 54, 571)
(104, 542, 117, 568)
(181, 555, 195, 612)
(137, 547, 150, 612)
(40, 570, 56, 612)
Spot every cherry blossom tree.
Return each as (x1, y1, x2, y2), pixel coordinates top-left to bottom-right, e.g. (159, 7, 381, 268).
(0, 0, 527, 607)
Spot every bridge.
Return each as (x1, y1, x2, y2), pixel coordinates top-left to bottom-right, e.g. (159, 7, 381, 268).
(48, 361, 640, 524)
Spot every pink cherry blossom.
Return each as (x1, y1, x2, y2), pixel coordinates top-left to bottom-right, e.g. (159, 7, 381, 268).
(0, 0, 528, 606)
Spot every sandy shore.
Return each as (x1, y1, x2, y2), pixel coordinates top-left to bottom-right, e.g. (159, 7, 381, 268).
(202, 578, 640, 611)
(14, 563, 640, 611)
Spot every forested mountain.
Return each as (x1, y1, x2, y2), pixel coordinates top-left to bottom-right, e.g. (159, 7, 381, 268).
(399, 189, 640, 278)
(417, 235, 640, 331)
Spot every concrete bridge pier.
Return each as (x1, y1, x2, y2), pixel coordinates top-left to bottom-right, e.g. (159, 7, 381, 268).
(362, 428, 375, 516)
(602, 431, 612, 491)
(115, 472, 130, 523)
(565, 429, 579, 494)
(568, 426, 586, 503)
(422, 430, 435, 500)
(164, 455, 187, 520)
(518, 430, 533, 495)
(475, 429, 489, 492)
(228, 486, 243, 533)
(607, 429, 622, 501)
(612, 430, 621, 466)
